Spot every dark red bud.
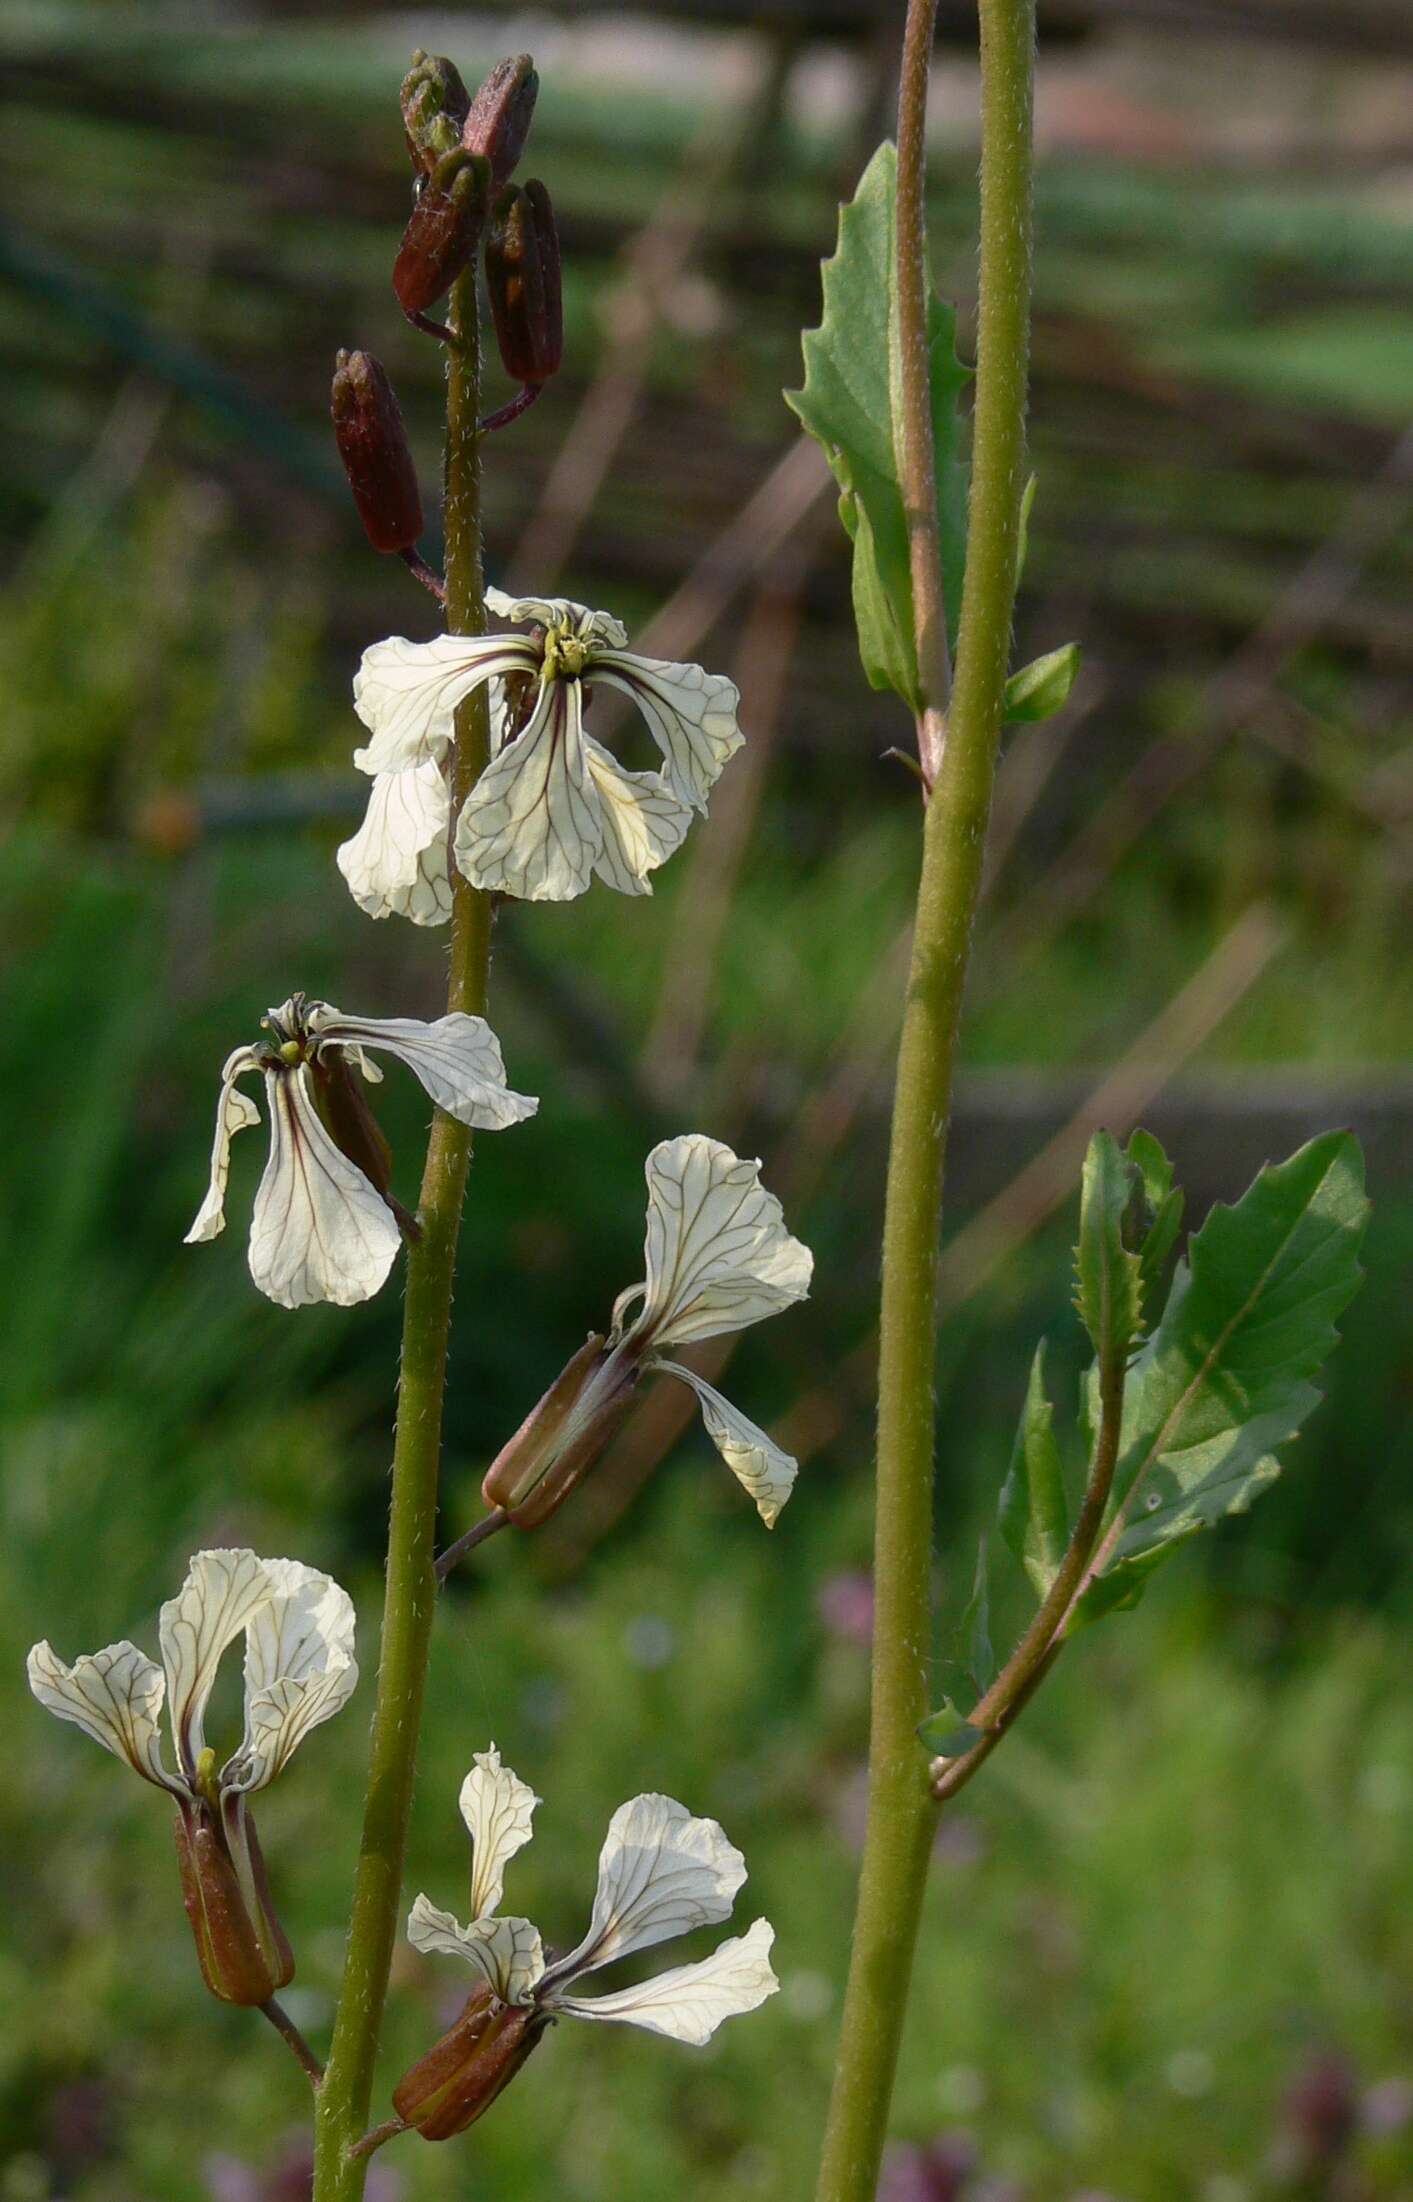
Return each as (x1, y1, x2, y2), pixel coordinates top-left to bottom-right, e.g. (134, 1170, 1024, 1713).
(401, 50, 471, 173)
(392, 1986, 542, 2141)
(393, 148, 492, 318)
(174, 1801, 294, 2008)
(331, 349, 424, 555)
(482, 1334, 637, 1528)
(462, 55, 539, 187)
(485, 180, 562, 389)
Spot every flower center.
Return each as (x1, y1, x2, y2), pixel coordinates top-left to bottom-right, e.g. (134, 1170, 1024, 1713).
(542, 624, 589, 682)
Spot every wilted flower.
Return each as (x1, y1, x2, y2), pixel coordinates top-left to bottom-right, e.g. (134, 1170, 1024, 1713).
(394, 1745, 777, 2139)
(29, 1549, 356, 2004)
(347, 590, 742, 904)
(482, 1134, 811, 1528)
(185, 992, 536, 1308)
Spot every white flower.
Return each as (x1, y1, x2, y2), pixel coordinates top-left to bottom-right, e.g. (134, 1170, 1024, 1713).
(27, 1547, 357, 1803)
(483, 1135, 812, 1529)
(336, 759, 452, 927)
(408, 1745, 777, 2048)
(614, 1135, 813, 1526)
(348, 591, 742, 905)
(185, 991, 537, 1308)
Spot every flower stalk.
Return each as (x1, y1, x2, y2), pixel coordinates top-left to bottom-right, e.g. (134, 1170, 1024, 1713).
(313, 260, 495, 2202)
(811, 0, 1035, 2196)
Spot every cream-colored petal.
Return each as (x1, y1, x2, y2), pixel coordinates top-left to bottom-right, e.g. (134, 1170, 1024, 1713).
(627, 1135, 813, 1350)
(336, 762, 452, 927)
(540, 1793, 746, 1991)
(353, 634, 538, 776)
(485, 589, 627, 650)
(554, 1918, 778, 2044)
(453, 681, 603, 902)
(406, 1895, 545, 2006)
(588, 651, 742, 811)
(306, 1006, 537, 1132)
(652, 1361, 798, 1528)
(185, 1049, 263, 1244)
(225, 1559, 358, 1793)
(583, 737, 694, 896)
(158, 1548, 272, 1783)
(246, 1066, 402, 1309)
(459, 1746, 541, 1920)
(27, 1639, 179, 1791)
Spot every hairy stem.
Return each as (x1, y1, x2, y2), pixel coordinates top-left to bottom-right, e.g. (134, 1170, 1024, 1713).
(894, 0, 950, 785)
(349, 2118, 410, 2162)
(811, 2, 1034, 2197)
(313, 272, 493, 2202)
(261, 1997, 324, 2088)
(931, 1346, 1126, 1803)
(434, 1503, 511, 1582)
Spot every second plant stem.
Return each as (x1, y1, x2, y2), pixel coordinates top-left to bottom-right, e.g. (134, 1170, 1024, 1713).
(812, 2, 1035, 2198)
(312, 267, 493, 2202)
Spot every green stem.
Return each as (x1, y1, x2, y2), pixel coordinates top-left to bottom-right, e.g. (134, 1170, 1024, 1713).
(313, 272, 493, 2202)
(811, 3, 1034, 2198)
(894, 0, 951, 784)
(930, 1346, 1125, 1804)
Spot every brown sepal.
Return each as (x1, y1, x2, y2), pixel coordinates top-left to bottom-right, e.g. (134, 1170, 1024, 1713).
(484, 179, 563, 387)
(392, 1986, 544, 2141)
(462, 55, 539, 187)
(174, 1801, 295, 2008)
(331, 349, 423, 556)
(393, 149, 492, 319)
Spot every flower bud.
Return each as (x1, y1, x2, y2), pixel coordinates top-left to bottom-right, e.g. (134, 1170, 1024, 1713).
(331, 350, 424, 556)
(393, 148, 493, 320)
(462, 55, 539, 187)
(482, 1334, 637, 1528)
(401, 50, 471, 174)
(174, 1798, 294, 2007)
(484, 180, 563, 388)
(392, 1985, 542, 2141)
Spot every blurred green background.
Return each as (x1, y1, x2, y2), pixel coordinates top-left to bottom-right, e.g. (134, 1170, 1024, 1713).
(2, 3, 1411, 2198)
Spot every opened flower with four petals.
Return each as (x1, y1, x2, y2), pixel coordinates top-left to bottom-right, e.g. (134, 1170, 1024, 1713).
(340, 588, 742, 910)
(28, 1548, 357, 2004)
(185, 991, 537, 1308)
(393, 1744, 777, 2139)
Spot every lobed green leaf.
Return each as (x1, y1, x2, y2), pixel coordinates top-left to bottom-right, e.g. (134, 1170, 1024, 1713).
(1073, 1130, 1144, 1366)
(998, 1342, 1071, 1599)
(1071, 1131, 1368, 1628)
(1126, 1127, 1185, 1327)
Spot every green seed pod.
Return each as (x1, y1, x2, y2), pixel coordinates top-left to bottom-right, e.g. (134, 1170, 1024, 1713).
(392, 1986, 543, 2141)
(330, 350, 423, 555)
(462, 54, 539, 187)
(484, 179, 563, 387)
(393, 148, 492, 319)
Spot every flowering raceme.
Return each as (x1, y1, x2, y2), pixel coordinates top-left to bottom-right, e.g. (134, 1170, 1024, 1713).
(482, 1133, 812, 1528)
(392, 1744, 777, 2139)
(340, 588, 742, 909)
(185, 992, 536, 1307)
(28, 1549, 357, 2004)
